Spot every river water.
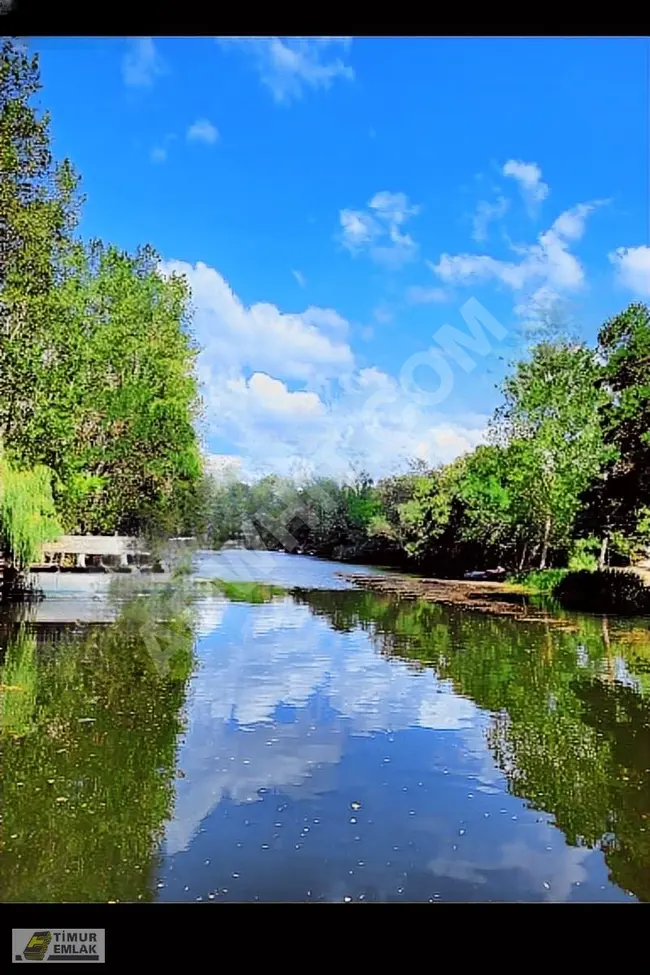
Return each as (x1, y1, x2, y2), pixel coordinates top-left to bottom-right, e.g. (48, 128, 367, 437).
(1, 550, 649, 903)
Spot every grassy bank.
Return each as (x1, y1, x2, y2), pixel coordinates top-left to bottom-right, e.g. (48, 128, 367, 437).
(510, 567, 650, 615)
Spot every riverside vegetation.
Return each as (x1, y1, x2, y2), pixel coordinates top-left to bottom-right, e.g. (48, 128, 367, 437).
(2, 39, 650, 617)
(0, 40, 204, 597)
(200, 311, 650, 612)
(2, 39, 650, 906)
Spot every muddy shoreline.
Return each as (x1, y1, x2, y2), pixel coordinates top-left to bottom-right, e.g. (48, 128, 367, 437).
(337, 571, 579, 627)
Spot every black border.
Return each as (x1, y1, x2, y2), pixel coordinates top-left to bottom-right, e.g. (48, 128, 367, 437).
(1, 899, 645, 966)
(1, 4, 649, 37)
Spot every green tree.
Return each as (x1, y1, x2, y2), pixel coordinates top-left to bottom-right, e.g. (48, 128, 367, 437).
(593, 302, 650, 562)
(0, 39, 81, 450)
(491, 342, 613, 568)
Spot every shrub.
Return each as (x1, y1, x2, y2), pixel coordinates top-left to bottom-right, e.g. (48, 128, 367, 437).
(568, 537, 600, 572)
(553, 569, 650, 615)
(509, 568, 569, 593)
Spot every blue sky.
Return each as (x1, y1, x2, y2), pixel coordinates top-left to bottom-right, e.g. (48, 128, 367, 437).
(34, 36, 649, 481)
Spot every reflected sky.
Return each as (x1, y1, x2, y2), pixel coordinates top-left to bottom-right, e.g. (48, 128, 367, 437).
(4, 551, 645, 904)
(158, 587, 635, 903)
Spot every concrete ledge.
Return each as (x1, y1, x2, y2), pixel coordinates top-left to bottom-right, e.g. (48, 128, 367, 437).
(40, 535, 149, 557)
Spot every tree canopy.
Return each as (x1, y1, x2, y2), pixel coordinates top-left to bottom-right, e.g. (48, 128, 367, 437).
(0, 39, 203, 585)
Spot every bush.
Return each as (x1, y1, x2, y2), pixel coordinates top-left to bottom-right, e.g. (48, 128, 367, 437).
(568, 537, 600, 572)
(553, 569, 650, 615)
(509, 568, 569, 593)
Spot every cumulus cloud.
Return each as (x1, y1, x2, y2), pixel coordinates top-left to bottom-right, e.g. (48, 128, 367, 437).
(187, 118, 219, 144)
(122, 37, 166, 88)
(502, 159, 549, 211)
(340, 191, 420, 269)
(218, 36, 354, 104)
(205, 360, 488, 482)
(160, 258, 489, 481)
(609, 245, 650, 297)
(431, 201, 604, 297)
(472, 196, 509, 242)
(160, 259, 354, 383)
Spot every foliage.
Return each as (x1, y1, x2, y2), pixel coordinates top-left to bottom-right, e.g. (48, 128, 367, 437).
(491, 342, 614, 568)
(554, 569, 650, 615)
(0, 450, 61, 569)
(0, 39, 203, 553)
(568, 536, 600, 572)
(509, 568, 569, 594)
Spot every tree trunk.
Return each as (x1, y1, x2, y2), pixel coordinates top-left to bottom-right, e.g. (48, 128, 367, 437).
(598, 532, 609, 569)
(539, 516, 552, 570)
(518, 541, 529, 572)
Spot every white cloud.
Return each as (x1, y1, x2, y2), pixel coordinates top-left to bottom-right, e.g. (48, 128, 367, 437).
(205, 360, 488, 482)
(340, 209, 379, 249)
(472, 196, 509, 242)
(218, 36, 354, 104)
(223, 373, 326, 421)
(159, 259, 354, 383)
(292, 269, 306, 288)
(340, 191, 420, 269)
(369, 191, 420, 226)
(502, 159, 549, 211)
(122, 37, 166, 88)
(406, 286, 449, 305)
(431, 201, 604, 296)
(299, 306, 348, 334)
(609, 245, 650, 297)
(187, 118, 219, 144)
(160, 258, 489, 481)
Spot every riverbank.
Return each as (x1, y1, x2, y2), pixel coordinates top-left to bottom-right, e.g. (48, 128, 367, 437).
(337, 571, 580, 626)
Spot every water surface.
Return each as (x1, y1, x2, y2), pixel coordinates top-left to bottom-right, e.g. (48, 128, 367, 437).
(1, 552, 648, 902)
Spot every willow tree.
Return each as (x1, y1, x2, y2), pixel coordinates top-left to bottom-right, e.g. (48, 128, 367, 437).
(0, 449, 61, 598)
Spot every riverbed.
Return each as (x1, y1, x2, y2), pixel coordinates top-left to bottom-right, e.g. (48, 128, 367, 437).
(1, 550, 649, 902)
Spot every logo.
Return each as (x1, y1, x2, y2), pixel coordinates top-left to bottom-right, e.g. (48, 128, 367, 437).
(23, 935, 51, 963)
(12, 930, 105, 964)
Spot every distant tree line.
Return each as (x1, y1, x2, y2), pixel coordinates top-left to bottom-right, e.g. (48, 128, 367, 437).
(201, 303, 650, 577)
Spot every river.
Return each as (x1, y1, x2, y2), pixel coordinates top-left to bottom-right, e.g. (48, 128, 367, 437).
(1, 550, 648, 903)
